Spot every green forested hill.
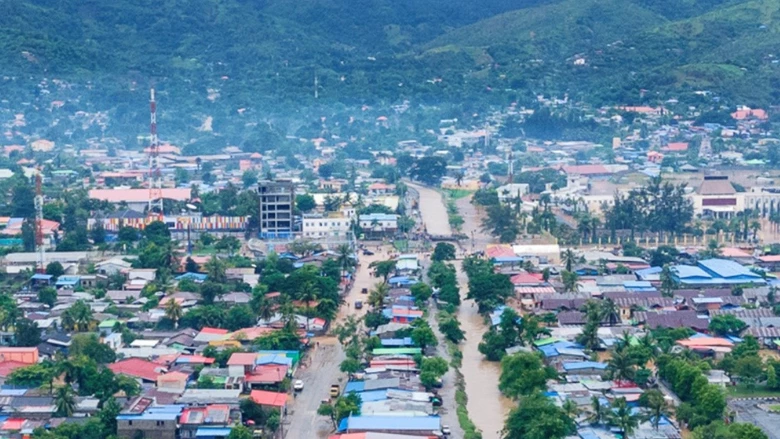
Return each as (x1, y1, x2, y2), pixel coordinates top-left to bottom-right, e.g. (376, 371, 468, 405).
(0, 0, 778, 119)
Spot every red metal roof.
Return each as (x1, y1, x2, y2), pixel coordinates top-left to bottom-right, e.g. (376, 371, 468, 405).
(108, 358, 164, 381)
(250, 390, 288, 408)
(245, 365, 288, 384)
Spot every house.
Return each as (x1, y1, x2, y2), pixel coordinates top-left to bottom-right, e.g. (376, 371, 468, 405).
(359, 214, 398, 237)
(249, 390, 288, 410)
(109, 358, 166, 383)
(157, 371, 189, 390)
(117, 401, 181, 439)
(383, 307, 423, 324)
(337, 415, 441, 435)
(55, 276, 81, 290)
(672, 259, 764, 287)
(637, 310, 709, 332)
(178, 404, 233, 439)
(0, 347, 38, 364)
(561, 361, 608, 375)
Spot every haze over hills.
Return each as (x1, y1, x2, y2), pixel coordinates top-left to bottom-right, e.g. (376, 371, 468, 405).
(0, 0, 778, 148)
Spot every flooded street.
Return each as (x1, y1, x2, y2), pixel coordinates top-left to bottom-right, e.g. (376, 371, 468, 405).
(410, 182, 511, 439)
(454, 260, 513, 439)
(406, 182, 452, 236)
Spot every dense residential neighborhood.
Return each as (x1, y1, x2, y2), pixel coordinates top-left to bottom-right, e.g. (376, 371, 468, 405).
(1, 56, 780, 439)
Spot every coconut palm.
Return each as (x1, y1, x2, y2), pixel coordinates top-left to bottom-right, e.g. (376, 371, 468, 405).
(587, 395, 607, 426)
(54, 385, 77, 417)
(336, 244, 353, 278)
(164, 299, 183, 328)
(607, 350, 636, 383)
(316, 298, 339, 321)
(609, 397, 640, 439)
(600, 298, 621, 326)
(298, 281, 319, 330)
(562, 399, 580, 420)
(750, 220, 761, 241)
(252, 294, 275, 323)
(639, 389, 671, 430)
(368, 283, 390, 309)
(561, 249, 578, 272)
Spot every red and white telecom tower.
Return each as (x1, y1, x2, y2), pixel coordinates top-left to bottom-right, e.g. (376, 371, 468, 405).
(148, 88, 164, 217)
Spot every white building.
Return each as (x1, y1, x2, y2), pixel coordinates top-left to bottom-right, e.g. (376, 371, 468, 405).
(496, 184, 530, 205)
(359, 213, 398, 236)
(301, 214, 353, 239)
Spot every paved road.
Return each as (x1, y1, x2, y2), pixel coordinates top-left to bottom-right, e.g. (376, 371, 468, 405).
(729, 400, 780, 439)
(283, 340, 344, 439)
(284, 251, 383, 438)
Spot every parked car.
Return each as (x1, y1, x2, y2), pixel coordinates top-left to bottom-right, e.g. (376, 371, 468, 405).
(354, 301, 363, 309)
(361, 288, 368, 294)
(442, 425, 451, 436)
(329, 384, 340, 398)
(363, 250, 375, 256)
(293, 380, 304, 391)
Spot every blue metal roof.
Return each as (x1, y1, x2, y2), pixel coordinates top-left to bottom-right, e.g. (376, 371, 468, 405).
(176, 272, 208, 281)
(673, 265, 711, 280)
(31, 274, 53, 280)
(563, 361, 608, 371)
(338, 415, 440, 432)
(355, 390, 388, 402)
(196, 427, 232, 437)
(56, 276, 80, 285)
(699, 259, 761, 279)
(624, 281, 652, 288)
(380, 337, 414, 347)
(344, 381, 365, 393)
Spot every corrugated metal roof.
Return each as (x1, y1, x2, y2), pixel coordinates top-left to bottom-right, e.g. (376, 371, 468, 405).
(338, 415, 440, 432)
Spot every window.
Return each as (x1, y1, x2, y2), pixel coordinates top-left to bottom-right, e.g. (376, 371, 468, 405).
(156, 421, 165, 426)
(128, 420, 133, 426)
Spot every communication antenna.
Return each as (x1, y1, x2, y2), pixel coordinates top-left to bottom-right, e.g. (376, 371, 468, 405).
(314, 70, 319, 99)
(148, 88, 164, 216)
(34, 169, 45, 272)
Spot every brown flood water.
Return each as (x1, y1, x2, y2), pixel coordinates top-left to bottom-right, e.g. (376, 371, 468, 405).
(455, 261, 513, 439)
(408, 182, 512, 439)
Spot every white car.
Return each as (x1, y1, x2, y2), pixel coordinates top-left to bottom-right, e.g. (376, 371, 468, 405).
(442, 425, 451, 436)
(293, 380, 304, 391)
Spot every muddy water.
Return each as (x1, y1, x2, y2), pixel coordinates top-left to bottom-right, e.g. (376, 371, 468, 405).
(406, 182, 452, 236)
(455, 261, 513, 439)
(409, 183, 511, 438)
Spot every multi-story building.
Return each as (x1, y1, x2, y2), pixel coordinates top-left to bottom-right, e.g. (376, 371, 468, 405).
(258, 180, 294, 238)
(302, 213, 353, 240)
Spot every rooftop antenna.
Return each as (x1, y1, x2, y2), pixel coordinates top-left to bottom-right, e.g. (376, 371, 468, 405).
(34, 169, 45, 273)
(148, 88, 164, 217)
(314, 70, 319, 99)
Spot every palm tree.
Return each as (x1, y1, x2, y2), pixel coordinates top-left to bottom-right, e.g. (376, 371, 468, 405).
(164, 300, 183, 328)
(60, 310, 76, 332)
(56, 359, 79, 386)
(640, 389, 670, 430)
(750, 220, 761, 241)
(298, 281, 319, 330)
(316, 298, 339, 321)
(368, 283, 390, 309)
(195, 157, 202, 173)
(279, 299, 297, 332)
(54, 385, 76, 417)
(607, 350, 636, 384)
(252, 294, 275, 323)
(587, 395, 606, 426)
(336, 244, 353, 279)
(561, 249, 578, 272)
(600, 298, 621, 326)
(562, 399, 580, 420)
(455, 171, 464, 187)
(609, 397, 640, 439)
(577, 215, 593, 242)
